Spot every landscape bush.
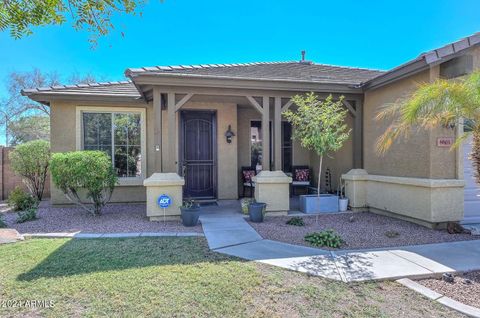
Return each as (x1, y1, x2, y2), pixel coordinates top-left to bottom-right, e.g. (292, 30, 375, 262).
(304, 229, 344, 248)
(7, 186, 37, 211)
(0, 214, 7, 228)
(50, 151, 118, 216)
(16, 207, 38, 223)
(9, 140, 50, 200)
(286, 216, 305, 226)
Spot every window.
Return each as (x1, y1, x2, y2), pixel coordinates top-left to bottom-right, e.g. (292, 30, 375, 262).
(82, 111, 142, 178)
(250, 121, 292, 173)
(282, 122, 293, 173)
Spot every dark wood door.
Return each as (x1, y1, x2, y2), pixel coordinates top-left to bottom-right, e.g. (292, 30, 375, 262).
(180, 111, 217, 199)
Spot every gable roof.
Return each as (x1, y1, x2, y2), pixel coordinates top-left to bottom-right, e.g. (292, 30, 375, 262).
(125, 62, 384, 86)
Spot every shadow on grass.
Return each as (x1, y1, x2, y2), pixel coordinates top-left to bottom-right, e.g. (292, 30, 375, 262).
(17, 237, 239, 281)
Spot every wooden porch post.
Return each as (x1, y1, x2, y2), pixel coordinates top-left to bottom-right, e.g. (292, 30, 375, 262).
(274, 97, 282, 171)
(353, 99, 363, 168)
(167, 92, 177, 173)
(153, 88, 162, 172)
(262, 96, 270, 171)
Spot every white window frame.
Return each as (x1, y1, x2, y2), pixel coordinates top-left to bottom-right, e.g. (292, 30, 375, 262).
(76, 106, 147, 186)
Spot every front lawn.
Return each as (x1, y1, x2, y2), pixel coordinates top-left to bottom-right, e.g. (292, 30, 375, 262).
(0, 238, 461, 317)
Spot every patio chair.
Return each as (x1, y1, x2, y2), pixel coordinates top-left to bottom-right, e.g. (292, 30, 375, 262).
(241, 166, 256, 197)
(291, 165, 311, 196)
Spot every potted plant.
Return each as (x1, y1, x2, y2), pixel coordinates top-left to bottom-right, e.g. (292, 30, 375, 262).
(338, 177, 348, 212)
(240, 197, 254, 215)
(180, 199, 201, 227)
(284, 93, 351, 213)
(248, 201, 266, 223)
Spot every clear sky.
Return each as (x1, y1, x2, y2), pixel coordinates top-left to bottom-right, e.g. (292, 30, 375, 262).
(1, 0, 479, 86)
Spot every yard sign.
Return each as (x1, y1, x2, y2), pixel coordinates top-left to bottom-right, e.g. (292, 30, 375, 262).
(157, 194, 171, 224)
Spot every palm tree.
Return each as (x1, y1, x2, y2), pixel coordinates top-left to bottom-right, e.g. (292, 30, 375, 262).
(376, 70, 480, 183)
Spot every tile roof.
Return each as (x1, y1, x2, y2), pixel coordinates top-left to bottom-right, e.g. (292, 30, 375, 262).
(126, 61, 384, 85)
(364, 32, 480, 88)
(420, 32, 480, 64)
(21, 32, 480, 100)
(22, 81, 141, 98)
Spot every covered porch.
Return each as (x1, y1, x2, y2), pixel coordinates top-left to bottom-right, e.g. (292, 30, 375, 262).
(142, 85, 364, 201)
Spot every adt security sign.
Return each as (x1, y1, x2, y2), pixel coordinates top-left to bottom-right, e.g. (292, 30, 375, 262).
(157, 194, 172, 208)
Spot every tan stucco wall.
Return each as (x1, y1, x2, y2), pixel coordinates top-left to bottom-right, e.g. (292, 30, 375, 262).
(49, 100, 151, 204)
(363, 69, 456, 179)
(343, 169, 464, 227)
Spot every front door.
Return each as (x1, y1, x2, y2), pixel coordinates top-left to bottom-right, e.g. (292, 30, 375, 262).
(180, 111, 217, 200)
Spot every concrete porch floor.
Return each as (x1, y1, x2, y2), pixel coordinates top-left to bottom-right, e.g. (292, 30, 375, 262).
(198, 196, 305, 216)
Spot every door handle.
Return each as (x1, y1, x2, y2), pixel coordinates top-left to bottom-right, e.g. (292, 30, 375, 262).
(182, 163, 187, 177)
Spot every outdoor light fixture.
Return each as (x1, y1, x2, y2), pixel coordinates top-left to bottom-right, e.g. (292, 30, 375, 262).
(225, 125, 235, 143)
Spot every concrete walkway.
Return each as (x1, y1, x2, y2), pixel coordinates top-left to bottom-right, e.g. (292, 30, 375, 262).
(200, 212, 480, 282)
(22, 232, 203, 239)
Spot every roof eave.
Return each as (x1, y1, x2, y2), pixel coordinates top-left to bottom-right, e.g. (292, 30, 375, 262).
(24, 92, 147, 105)
(128, 72, 365, 94)
(361, 58, 429, 91)
(363, 32, 480, 91)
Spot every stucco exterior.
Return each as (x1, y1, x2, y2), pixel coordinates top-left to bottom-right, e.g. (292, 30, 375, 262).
(50, 100, 151, 204)
(363, 69, 457, 179)
(343, 169, 465, 228)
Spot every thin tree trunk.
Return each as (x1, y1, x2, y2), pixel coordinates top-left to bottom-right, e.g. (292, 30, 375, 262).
(317, 155, 323, 197)
(472, 129, 480, 185)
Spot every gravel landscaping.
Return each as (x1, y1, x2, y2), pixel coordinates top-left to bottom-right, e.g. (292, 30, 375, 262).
(419, 272, 480, 309)
(248, 212, 479, 250)
(2, 202, 202, 234)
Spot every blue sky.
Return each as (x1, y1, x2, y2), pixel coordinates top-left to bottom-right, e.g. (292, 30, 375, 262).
(1, 0, 479, 85)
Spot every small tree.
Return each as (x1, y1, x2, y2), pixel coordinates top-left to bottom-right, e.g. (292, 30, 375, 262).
(283, 93, 351, 195)
(9, 140, 50, 201)
(50, 151, 118, 216)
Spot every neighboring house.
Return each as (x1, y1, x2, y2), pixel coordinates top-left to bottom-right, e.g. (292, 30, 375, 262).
(23, 32, 480, 227)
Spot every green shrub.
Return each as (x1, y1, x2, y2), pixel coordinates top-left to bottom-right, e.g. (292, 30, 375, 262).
(16, 207, 37, 223)
(304, 229, 344, 248)
(7, 187, 37, 211)
(50, 151, 118, 216)
(9, 140, 50, 200)
(286, 216, 305, 226)
(0, 214, 7, 228)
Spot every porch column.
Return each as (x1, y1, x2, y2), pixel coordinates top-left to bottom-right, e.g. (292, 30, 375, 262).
(262, 96, 270, 170)
(274, 97, 282, 171)
(166, 92, 177, 173)
(353, 99, 363, 168)
(153, 88, 162, 172)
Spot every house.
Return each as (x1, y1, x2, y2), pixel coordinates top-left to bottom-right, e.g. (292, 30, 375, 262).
(23, 32, 480, 227)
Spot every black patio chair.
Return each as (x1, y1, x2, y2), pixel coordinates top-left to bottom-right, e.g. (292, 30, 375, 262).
(291, 165, 311, 196)
(241, 166, 256, 197)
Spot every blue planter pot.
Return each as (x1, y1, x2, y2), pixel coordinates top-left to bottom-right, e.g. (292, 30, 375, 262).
(300, 194, 339, 213)
(248, 202, 266, 223)
(181, 207, 201, 227)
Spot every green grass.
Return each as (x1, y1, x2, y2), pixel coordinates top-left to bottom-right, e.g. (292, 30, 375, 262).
(0, 238, 461, 318)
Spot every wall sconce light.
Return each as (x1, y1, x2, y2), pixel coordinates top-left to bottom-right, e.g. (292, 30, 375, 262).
(225, 125, 235, 143)
(442, 122, 456, 130)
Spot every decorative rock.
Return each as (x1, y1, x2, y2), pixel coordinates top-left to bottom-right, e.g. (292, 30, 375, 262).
(442, 273, 455, 283)
(463, 278, 473, 285)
